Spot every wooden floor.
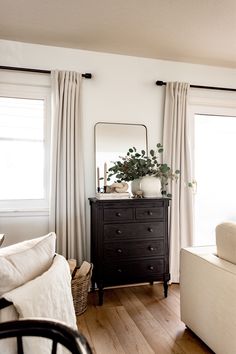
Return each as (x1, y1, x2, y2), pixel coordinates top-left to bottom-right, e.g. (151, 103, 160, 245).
(77, 284, 214, 354)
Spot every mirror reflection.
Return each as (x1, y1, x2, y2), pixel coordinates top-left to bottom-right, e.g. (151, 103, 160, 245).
(95, 122, 148, 192)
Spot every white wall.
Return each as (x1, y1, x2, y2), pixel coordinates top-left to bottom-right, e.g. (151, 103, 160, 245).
(1, 39, 236, 252)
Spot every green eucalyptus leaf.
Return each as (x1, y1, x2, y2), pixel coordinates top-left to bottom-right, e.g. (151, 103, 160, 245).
(150, 149, 155, 156)
(104, 142, 180, 184)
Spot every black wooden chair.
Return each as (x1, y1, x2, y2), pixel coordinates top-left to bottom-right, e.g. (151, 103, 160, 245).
(0, 318, 93, 354)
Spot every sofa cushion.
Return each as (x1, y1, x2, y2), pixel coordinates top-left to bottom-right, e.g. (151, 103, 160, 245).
(216, 222, 236, 264)
(0, 232, 56, 295)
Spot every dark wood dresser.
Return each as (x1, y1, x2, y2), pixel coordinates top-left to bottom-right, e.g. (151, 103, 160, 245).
(89, 197, 170, 305)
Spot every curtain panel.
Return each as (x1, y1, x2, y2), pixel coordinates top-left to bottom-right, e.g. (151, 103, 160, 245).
(50, 70, 86, 262)
(163, 82, 193, 282)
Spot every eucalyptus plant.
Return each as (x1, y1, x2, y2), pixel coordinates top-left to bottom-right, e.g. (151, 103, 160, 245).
(107, 143, 180, 194)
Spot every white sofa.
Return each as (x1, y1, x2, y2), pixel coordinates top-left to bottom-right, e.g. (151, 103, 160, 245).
(0, 233, 77, 353)
(180, 222, 236, 354)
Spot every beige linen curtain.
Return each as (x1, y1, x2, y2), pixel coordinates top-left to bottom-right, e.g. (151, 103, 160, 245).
(49, 70, 86, 262)
(163, 82, 193, 282)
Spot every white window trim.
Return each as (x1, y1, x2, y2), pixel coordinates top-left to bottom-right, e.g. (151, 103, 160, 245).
(188, 88, 236, 245)
(189, 87, 236, 112)
(0, 72, 51, 216)
(188, 88, 236, 168)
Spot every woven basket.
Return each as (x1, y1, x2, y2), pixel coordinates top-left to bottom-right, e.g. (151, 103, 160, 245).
(71, 263, 93, 316)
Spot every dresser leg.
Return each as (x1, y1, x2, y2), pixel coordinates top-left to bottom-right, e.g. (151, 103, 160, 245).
(91, 278, 96, 292)
(150, 281, 154, 285)
(98, 287, 104, 306)
(163, 281, 168, 297)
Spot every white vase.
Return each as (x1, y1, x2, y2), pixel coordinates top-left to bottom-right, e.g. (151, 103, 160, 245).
(131, 178, 142, 195)
(140, 176, 162, 198)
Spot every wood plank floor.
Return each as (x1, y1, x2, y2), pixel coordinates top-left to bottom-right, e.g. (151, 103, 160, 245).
(77, 284, 214, 354)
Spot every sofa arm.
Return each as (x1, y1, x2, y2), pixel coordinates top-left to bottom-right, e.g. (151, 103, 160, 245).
(180, 247, 236, 354)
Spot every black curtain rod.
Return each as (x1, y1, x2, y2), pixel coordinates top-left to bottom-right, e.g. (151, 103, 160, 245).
(0, 65, 92, 79)
(156, 80, 236, 92)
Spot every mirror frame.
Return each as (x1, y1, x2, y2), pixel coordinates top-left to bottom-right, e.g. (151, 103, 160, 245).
(94, 122, 148, 193)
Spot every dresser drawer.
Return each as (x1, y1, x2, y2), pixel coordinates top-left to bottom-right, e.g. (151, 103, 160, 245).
(103, 258, 165, 280)
(104, 208, 133, 221)
(104, 239, 164, 259)
(136, 207, 164, 220)
(104, 222, 164, 241)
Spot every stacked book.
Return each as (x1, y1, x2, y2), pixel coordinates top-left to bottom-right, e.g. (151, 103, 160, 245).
(96, 192, 131, 200)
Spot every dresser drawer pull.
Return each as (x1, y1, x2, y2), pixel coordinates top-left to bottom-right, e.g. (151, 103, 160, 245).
(148, 265, 154, 270)
(116, 229, 122, 235)
(117, 268, 122, 273)
(148, 227, 153, 232)
(149, 246, 155, 251)
(116, 248, 123, 254)
(147, 210, 153, 216)
(116, 212, 122, 217)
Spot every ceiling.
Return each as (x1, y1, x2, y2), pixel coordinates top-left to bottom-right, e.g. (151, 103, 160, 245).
(1, 0, 236, 68)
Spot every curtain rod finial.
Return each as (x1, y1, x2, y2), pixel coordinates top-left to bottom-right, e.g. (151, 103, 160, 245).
(82, 73, 92, 79)
(156, 80, 165, 86)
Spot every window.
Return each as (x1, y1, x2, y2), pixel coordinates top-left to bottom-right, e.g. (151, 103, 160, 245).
(189, 89, 236, 246)
(0, 72, 51, 214)
(194, 114, 236, 245)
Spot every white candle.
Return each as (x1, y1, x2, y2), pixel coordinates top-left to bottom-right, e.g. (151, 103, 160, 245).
(104, 162, 107, 186)
(97, 167, 100, 189)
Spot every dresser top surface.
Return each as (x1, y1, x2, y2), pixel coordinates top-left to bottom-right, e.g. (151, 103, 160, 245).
(89, 197, 170, 206)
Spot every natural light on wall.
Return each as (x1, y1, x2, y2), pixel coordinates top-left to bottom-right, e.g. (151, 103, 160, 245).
(0, 97, 45, 201)
(194, 114, 236, 246)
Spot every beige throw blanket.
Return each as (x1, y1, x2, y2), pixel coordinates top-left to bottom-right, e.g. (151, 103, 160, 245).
(0, 254, 77, 354)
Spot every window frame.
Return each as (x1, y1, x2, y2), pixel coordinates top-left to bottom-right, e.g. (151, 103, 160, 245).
(188, 88, 236, 245)
(0, 72, 51, 216)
